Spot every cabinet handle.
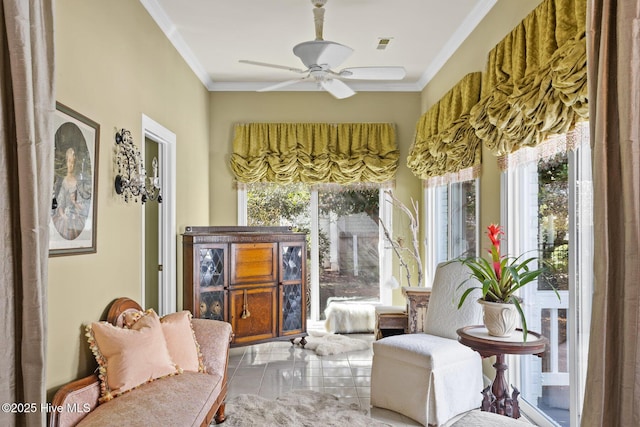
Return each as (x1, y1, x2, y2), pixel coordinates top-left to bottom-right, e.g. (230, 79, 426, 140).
(241, 289, 251, 319)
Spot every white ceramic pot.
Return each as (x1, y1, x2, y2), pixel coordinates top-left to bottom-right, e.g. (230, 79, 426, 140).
(478, 299, 519, 337)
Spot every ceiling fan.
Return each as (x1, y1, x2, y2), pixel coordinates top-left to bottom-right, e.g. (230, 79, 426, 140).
(239, 0, 406, 99)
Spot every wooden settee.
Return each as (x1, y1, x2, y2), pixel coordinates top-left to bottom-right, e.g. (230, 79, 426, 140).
(50, 298, 233, 427)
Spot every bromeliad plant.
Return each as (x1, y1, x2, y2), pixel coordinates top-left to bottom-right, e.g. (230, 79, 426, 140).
(456, 224, 560, 341)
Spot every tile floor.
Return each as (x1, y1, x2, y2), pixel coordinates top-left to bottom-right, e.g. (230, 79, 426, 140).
(226, 328, 536, 426)
(226, 328, 423, 426)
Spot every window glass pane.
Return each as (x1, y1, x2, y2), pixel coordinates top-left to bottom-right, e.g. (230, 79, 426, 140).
(450, 180, 477, 258)
(519, 152, 570, 425)
(318, 189, 380, 318)
(538, 153, 569, 293)
(425, 179, 477, 284)
(246, 183, 310, 230)
(435, 186, 448, 263)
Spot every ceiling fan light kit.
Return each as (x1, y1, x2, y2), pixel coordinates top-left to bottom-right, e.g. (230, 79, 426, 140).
(240, 0, 406, 99)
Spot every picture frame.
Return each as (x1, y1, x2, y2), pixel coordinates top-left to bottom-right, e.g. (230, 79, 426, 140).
(49, 102, 100, 256)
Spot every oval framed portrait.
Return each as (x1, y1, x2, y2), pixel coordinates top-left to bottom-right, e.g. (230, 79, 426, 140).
(49, 102, 100, 256)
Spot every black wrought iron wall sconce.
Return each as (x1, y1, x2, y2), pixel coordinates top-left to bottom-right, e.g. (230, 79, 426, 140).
(114, 128, 162, 204)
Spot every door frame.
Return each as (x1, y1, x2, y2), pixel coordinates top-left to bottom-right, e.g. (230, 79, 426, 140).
(141, 114, 177, 315)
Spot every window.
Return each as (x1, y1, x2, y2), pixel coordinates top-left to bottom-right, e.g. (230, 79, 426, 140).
(240, 183, 390, 321)
(503, 122, 593, 427)
(424, 179, 478, 284)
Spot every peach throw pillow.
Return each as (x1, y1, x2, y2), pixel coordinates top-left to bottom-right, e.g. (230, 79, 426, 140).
(86, 310, 179, 402)
(123, 309, 205, 373)
(160, 311, 205, 373)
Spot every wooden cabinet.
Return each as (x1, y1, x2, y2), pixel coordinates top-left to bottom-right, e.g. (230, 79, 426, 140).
(183, 226, 307, 347)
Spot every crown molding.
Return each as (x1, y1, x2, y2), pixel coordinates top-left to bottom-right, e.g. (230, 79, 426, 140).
(140, 0, 216, 90)
(208, 81, 423, 93)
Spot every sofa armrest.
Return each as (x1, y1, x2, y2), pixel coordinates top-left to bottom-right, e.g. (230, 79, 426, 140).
(49, 374, 100, 427)
(191, 319, 232, 379)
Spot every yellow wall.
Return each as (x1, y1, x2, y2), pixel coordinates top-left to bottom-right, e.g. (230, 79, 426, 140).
(48, 0, 210, 396)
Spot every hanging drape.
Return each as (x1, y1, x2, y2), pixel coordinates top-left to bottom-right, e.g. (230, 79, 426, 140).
(469, 0, 588, 155)
(581, 0, 640, 425)
(0, 1, 55, 426)
(407, 72, 482, 185)
(230, 122, 399, 185)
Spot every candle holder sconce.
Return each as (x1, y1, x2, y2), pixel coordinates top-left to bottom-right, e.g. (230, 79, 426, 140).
(114, 128, 162, 204)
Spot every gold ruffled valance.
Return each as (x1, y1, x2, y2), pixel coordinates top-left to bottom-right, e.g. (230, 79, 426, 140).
(407, 72, 482, 182)
(230, 122, 399, 185)
(469, 0, 588, 155)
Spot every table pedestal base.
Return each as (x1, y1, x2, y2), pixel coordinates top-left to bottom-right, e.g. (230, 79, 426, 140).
(481, 354, 521, 418)
(457, 326, 548, 421)
(481, 384, 521, 418)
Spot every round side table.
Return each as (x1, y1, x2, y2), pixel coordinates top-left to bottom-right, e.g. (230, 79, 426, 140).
(457, 325, 548, 419)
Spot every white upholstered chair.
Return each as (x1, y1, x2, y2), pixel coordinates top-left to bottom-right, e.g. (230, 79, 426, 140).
(370, 261, 484, 426)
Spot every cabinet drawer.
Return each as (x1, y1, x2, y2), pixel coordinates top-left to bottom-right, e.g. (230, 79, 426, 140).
(230, 242, 278, 284)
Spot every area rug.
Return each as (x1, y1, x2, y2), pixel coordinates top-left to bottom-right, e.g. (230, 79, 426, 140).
(221, 390, 391, 427)
(293, 330, 370, 356)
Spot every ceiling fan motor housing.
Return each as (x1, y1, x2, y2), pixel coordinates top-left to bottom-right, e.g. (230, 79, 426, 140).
(293, 40, 353, 69)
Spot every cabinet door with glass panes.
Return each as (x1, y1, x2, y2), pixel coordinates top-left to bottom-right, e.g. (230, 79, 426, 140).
(185, 243, 228, 321)
(279, 242, 306, 337)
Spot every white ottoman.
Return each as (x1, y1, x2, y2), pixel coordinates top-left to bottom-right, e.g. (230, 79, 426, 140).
(324, 301, 377, 333)
(371, 333, 483, 426)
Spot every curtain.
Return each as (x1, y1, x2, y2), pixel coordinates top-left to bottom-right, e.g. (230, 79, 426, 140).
(230, 122, 398, 185)
(581, 1, 640, 425)
(0, 1, 55, 426)
(469, 0, 588, 155)
(407, 72, 482, 185)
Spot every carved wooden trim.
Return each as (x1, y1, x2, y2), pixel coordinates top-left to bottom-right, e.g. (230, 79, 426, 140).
(106, 297, 143, 325)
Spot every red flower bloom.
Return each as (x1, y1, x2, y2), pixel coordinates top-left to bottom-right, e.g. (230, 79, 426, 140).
(487, 224, 504, 279)
(487, 224, 503, 248)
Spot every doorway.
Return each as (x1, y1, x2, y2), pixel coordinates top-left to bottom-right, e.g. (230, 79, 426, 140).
(141, 115, 177, 315)
(144, 138, 160, 313)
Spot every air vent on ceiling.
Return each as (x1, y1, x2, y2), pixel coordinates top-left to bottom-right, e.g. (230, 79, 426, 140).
(376, 38, 392, 50)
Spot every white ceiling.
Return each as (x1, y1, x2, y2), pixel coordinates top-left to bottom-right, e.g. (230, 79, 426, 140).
(141, 0, 497, 93)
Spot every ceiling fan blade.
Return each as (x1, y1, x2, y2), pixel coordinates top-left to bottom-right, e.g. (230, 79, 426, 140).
(320, 79, 355, 99)
(339, 66, 406, 80)
(258, 77, 309, 92)
(239, 60, 307, 74)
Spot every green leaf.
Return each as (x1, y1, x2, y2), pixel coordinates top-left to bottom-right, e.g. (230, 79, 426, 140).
(512, 297, 528, 342)
(457, 286, 479, 309)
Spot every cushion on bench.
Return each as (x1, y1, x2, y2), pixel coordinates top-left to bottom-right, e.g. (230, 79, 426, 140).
(76, 372, 222, 427)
